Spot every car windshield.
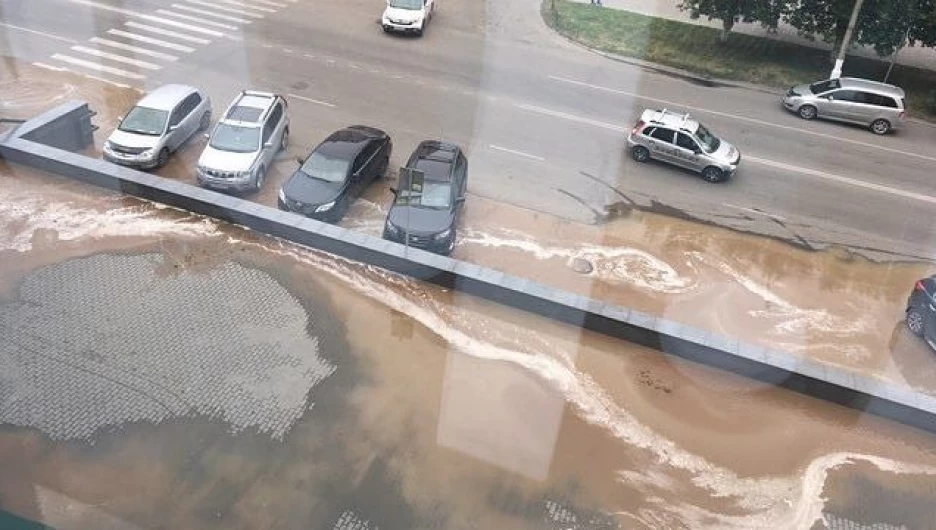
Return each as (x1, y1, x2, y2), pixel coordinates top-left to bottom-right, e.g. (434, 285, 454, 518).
(694, 124, 720, 153)
(118, 106, 168, 136)
(810, 79, 841, 94)
(389, 0, 423, 9)
(208, 123, 260, 153)
(300, 152, 351, 183)
(395, 180, 451, 209)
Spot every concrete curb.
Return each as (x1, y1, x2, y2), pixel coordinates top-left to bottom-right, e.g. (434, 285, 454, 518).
(3, 101, 936, 435)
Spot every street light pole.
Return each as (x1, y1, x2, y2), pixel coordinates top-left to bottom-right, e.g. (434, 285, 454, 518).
(831, 0, 866, 79)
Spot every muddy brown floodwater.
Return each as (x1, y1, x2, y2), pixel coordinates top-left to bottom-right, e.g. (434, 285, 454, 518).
(2, 154, 936, 530)
(6, 62, 936, 396)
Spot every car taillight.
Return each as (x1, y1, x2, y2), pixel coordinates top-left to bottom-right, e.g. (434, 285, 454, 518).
(900, 110, 906, 119)
(915, 280, 926, 292)
(632, 120, 645, 135)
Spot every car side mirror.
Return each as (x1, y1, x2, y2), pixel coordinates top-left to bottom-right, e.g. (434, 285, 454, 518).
(263, 141, 273, 148)
(389, 187, 398, 195)
(456, 196, 466, 204)
(203, 132, 210, 139)
(169, 124, 179, 132)
(296, 155, 305, 164)
(117, 115, 124, 123)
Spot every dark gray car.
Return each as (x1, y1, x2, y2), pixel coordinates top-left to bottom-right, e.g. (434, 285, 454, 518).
(383, 141, 467, 255)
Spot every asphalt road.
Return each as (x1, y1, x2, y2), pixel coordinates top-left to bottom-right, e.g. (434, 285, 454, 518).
(4, 0, 936, 259)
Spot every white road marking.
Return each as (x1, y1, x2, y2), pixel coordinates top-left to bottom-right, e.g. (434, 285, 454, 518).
(515, 103, 627, 132)
(287, 93, 336, 108)
(32, 62, 71, 72)
(106, 29, 196, 52)
(125, 22, 211, 44)
(50, 54, 146, 79)
(70, 45, 161, 70)
(549, 75, 936, 164)
(89, 37, 179, 61)
(216, 0, 277, 13)
(244, 0, 288, 7)
(144, 16, 224, 37)
(156, 9, 240, 30)
(66, 0, 223, 37)
(722, 203, 786, 221)
(184, 0, 265, 18)
(489, 144, 545, 161)
(0, 22, 77, 44)
(81, 74, 132, 89)
(170, 4, 253, 23)
(745, 155, 936, 206)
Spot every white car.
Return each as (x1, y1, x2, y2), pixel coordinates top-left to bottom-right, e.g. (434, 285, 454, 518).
(382, 0, 434, 36)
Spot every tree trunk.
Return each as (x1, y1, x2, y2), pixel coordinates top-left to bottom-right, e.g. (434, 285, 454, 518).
(721, 18, 734, 43)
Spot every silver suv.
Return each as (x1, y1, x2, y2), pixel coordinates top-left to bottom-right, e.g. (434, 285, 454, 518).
(626, 109, 741, 183)
(104, 84, 211, 169)
(782, 77, 906, 135)
(197, 90, 289, 192)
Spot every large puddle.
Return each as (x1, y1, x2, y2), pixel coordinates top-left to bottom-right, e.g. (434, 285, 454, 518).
(6, 63, 936, 395)
(1, 160, 936, 529)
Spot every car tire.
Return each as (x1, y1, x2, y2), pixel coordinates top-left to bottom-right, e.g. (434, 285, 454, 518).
(631, 145, 650, 163)
(254, 166, 266, 192)
(156, 148, 169, 169)
(199, 111, 211, 131)
(870, 118, 891, 135)
(280, 128, 289, 151)
(701, 166, 725, 183)
(798, 105, 817, 120)
(907, 306, 925, 336)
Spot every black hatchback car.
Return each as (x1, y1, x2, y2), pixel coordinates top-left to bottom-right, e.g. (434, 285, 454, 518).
(278, 125, 391, 223)
(382, 141, 467, 255)
(906, 275, 936, 350)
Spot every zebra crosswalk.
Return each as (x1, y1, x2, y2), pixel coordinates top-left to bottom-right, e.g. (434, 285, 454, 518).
(32, 0, 297, 88)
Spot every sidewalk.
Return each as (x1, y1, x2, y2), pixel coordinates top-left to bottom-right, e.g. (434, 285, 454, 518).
(571, 0, 936, 71)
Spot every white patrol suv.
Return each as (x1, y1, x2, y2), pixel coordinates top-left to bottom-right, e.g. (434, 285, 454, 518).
(382, 0, 434, 36)
(626, 109, 740, 183)
(196, 91, 289, 192)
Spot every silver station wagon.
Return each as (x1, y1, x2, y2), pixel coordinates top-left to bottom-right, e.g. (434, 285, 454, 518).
(627, 109, 741, 183)
(782, 77, 906, 135)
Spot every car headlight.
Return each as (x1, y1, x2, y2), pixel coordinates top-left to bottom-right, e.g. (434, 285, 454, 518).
(433, 228, 452, 240)
(315, 201, 336, 213)
(140, 148, 154, 157)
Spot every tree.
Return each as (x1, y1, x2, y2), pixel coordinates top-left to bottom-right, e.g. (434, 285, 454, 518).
(785, 0, 936, 60)
(678, 0, 765, 42)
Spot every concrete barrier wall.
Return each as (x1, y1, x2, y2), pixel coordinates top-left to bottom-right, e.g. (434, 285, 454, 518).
(3, 101, 935, 434)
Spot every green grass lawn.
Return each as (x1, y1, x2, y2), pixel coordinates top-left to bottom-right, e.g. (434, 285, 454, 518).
(543, 0, 936, 118)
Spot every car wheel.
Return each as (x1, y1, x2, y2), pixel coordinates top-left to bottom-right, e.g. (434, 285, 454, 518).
(631, 145, 650, 163)
(907, 306, 925, 336)
(701, 166, 725, 183)
(870, 118, 891, 135)
(156, 148, 169, 168)
(280, 128, 289, 151)
(798, 105, 817, 120)
(199, 111, 211, 131)
(254, 166, 266, 192)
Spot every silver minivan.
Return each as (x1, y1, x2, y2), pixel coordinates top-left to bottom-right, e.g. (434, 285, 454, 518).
(197, 91, 289, 192)
(627, 109, 741, 183)
(782, 77, 906, 135)
(103, 84, 211, 169)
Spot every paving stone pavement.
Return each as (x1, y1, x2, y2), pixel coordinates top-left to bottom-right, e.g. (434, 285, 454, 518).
(0, 253, 335, 440)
